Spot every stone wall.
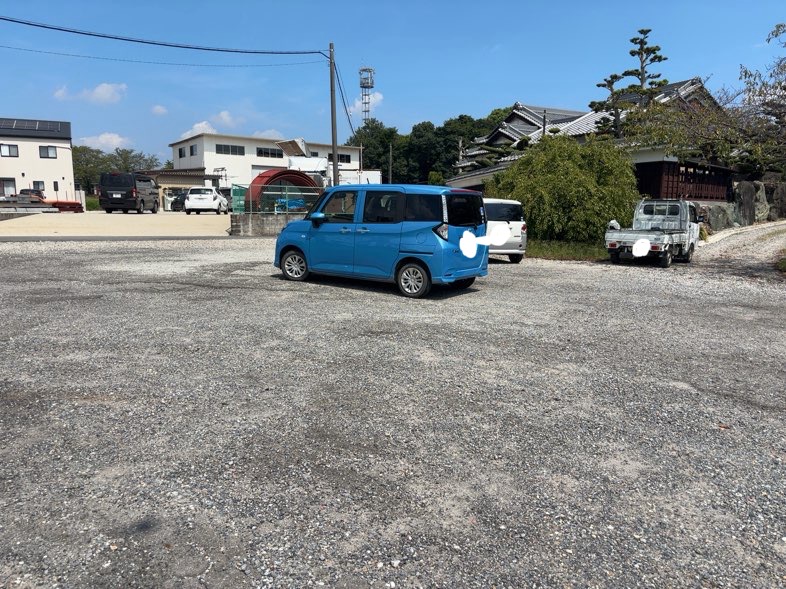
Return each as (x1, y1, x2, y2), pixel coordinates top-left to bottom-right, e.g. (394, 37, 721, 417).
(699, 181, 785, 232)
(230, 213, 306, 237)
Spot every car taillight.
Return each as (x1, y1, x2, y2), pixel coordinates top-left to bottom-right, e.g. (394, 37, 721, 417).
(608, 242, 618, 249)
(131, 188, 137, 198)
(650, 244, 662, 251)
(433, 223, 449, 240)
(521, 222, 527, 233)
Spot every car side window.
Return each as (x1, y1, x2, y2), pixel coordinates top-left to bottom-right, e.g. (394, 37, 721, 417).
(362, 191, 403, 223)
(689, 205, 697, 223)
(405, 194, 442, 221)
(321, 190, 357, 222)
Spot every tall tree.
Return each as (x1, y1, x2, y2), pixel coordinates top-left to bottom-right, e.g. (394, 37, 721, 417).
(104, 148, 160, 172)
(72, 146, 107, 194)
(590, 28, 669, 137)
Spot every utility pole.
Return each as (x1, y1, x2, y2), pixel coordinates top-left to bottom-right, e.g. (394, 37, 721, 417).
(329, 42, 339, 186)
(388, 143, 392, 184)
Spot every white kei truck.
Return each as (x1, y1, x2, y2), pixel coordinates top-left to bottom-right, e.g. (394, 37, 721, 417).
(605, 199, 703, 268)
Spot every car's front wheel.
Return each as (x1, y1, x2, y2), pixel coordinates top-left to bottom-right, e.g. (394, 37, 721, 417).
(186, 210, 191, 215)
(397, 262, 431, 298)
(282, 250, 309, 281)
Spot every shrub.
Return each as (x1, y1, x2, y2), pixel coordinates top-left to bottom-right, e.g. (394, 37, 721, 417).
(485, 136, 640, 243)
(85, 196, 101, 211)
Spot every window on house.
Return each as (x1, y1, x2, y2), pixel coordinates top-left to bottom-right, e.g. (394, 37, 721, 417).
(39, 146, 57, 159)
(310, 151, 319, 157)
(256, 147, 284, 158)
(190, 145, 197, 156)
(216, 144, 245, 156)
(0, 144, 19, 157)
(178, 147, 186, 158)
(327, 153, 351, 163)
(33, 181, 45, 190)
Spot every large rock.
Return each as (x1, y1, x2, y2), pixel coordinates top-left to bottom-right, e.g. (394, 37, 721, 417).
(733, 181, 756, 226)
(704, 204, 735, 231)
(768, 183, 786, 220)
(753, 181, 770, 222)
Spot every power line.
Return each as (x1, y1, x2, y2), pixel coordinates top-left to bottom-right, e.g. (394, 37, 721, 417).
(335, 64, 356, 137)
(0, 44, 324, 67)
(0, 15, 327, 56)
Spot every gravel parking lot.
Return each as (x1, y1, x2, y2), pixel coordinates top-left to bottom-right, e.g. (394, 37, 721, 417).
(1, 225, 785, 588)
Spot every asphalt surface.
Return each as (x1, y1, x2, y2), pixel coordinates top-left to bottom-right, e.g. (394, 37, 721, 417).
(0, 224, 784, 588)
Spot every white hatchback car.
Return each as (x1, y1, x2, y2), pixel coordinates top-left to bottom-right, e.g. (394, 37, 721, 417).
(184, 186, 229, 215)
(484, 198, 527, 263)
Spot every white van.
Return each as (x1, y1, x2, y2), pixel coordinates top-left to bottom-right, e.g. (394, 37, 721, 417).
(484, 198, 527, 263)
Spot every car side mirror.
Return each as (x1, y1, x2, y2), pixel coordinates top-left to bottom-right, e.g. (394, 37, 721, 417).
(310, 211, 326, 226)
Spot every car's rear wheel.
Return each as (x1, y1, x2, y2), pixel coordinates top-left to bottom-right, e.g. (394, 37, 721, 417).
(122, 209, 129, 214)
(397, 262, 431, 298)
(610, 251, 620, 264)
(137, 200, 144, 214)
(508, 254, 524, 264)
(105, 209, 113, 214)
(186, 210, 191, 215)
(282, 250, 309, 281)
(196, 211, 201, 215)
(152, 200, 159, 214)
(660, 249, 673, 268)
(215, 207, 221, 215)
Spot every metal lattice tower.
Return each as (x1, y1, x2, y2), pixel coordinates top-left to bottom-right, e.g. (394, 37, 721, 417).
(359, 67, 375, 122)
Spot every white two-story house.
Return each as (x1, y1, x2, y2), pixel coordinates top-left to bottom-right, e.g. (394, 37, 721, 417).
(0, 118, 75, 198)
(169, 133, 367, 188)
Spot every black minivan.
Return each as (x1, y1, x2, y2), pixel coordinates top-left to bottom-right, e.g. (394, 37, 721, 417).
(99, 172, 160, 214)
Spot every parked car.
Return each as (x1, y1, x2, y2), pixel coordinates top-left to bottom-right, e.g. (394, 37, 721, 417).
(99, 172, 160, 214)
(184, 186, 229, 215)
(605, 199, 703, 267)
(274, 184, 489, 298)
(170, 189, 187, 212)
(18, 189, 47, 204)
(484, 197, 527, 263)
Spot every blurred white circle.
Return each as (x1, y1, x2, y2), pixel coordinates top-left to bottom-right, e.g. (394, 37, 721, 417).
(632, 239, 651, 257)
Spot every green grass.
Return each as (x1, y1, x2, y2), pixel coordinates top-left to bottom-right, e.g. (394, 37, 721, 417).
(526, 239, 608, 261)
(85, 196, 101, 211)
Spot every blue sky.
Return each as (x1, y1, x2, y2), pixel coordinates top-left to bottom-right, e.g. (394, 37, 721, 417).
(1, 1, 782, 163)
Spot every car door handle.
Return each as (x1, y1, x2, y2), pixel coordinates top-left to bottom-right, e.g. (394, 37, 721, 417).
(357, 228, 370, 234)
(339, 228, 352, 234)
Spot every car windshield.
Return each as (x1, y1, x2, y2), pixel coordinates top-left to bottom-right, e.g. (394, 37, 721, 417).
(486, 202, 523, 222)
(447, 193, 484, 226)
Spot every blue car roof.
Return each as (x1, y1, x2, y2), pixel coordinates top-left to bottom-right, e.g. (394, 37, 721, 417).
(326, 184, 482, 195)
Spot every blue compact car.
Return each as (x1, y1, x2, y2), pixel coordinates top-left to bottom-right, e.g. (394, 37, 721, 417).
(274, 184, 489, 298)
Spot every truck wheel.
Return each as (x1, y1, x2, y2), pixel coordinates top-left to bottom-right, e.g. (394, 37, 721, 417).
(610, 251, 620, 264)
(659, 250, 673, 268)
(683, 244, 694, 263)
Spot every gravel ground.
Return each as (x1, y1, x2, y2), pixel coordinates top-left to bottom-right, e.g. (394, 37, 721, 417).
(1, 224, 784, 588)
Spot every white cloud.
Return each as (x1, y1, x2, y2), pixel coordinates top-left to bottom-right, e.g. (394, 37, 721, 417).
(151, 104, 168, 116)
(79, 133, 130, 150)
(211, 110, 243, 128)
(348, 91, 384, 117)
(54, 82, 127, 104)
(181, 121, 217, 139)
(252, 129, 285, 140)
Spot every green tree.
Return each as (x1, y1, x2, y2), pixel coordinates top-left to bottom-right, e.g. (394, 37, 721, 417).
(72, 146, 107, 194)
(590, 28, 669, 137)
(485, 136, 639, 242)
(104, 148, 160, 173)
(346, 118, 403, 182)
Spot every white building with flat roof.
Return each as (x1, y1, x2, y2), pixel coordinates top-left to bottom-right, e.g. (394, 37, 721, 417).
(0, 118, 75, 198)
(169, 133, 373, 187)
